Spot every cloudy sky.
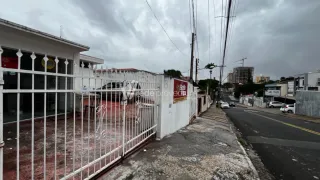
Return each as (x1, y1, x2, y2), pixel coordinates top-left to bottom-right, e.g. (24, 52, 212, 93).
(1, 0, 319, 81)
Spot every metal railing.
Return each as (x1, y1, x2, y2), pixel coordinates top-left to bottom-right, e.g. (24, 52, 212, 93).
(0, 47, 159, 179)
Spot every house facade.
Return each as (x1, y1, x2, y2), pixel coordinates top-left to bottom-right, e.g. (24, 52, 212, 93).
(0, 18, 103, 123)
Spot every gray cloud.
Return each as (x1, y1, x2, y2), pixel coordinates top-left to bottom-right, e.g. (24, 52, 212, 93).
(1, 0, 320, 80)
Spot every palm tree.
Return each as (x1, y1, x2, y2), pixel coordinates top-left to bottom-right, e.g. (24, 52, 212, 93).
(204, 63, 216, 69)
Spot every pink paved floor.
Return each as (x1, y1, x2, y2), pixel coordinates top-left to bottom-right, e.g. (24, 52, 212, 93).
(3, 100, 155, 180)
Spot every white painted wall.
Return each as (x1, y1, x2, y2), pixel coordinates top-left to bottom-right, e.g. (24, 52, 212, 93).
(307, 72, 320, 90)
(0, 25, 88, 112)
(157, 76, 196, 139)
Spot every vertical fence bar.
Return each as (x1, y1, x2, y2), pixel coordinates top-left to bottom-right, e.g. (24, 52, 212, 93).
(64, 59, 68, 177)
(0, 46, 4, 180)
(43, 55, 48, 180)
(117, 71, 120, 157)
(80, 62, 84, 179)
(72, 62, 76, 180)
(111, 72, 114, 160)
(31, 51, 35, 180)
(99, 67, 102, 169)
(16, 50, 23, 180)
(87, 63, 91, 178)
(54, 57, 59, 180)
(122, 92, 126, 156)
(93, 65, 97, 173)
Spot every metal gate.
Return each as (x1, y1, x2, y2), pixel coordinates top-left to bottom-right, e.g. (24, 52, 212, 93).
(0, 48, 159, 179)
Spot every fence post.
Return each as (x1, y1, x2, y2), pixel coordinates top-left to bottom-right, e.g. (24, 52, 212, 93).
(0, 46, 4, 180)
(122, 94, 127, 156)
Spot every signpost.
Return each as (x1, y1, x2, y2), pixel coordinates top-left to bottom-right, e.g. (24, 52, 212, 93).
(173, 79, 188, 103)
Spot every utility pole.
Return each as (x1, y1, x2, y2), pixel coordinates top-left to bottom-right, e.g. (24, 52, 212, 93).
(190, 33, 195, 82)
(218, 0, 232, 101)
(195, 58, 199, 82)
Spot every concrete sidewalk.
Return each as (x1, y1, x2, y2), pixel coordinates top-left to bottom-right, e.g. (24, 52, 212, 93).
(99, 106, 259, 180)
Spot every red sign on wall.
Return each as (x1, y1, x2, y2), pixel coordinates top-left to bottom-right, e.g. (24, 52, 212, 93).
(173, 79, 188, 103)
(1, 57, 18, 69)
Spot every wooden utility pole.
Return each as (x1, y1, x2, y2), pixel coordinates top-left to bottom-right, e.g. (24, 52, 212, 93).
(190, 33, 195, 82)
(195, 58, 199, 82)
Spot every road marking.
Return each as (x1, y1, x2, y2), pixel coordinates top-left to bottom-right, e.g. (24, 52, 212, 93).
(246, 111, 320, 136)
(247, 136, 320, 149)
(244, 110, 258, 112)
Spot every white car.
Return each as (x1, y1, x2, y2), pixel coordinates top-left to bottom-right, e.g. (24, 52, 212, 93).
(221, 102, 230, 109)
(280, 104, 295, 113)
(268, 101, 284, 108)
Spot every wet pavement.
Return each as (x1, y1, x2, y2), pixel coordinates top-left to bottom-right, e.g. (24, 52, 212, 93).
(100, 106, 259, 180)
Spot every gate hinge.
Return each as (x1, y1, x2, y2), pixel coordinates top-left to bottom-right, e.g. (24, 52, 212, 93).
(0, 141, 5, 148)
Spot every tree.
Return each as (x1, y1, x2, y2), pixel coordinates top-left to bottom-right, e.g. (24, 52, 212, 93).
(204, 63, 216, 69)
(163, 69, 182, 79)
(285, 76, 294, 81)
(233, 83, 265, 98)
(223, 82, 233, 89)
(280, 77, 286, 81)
(198, 78, 219, 100)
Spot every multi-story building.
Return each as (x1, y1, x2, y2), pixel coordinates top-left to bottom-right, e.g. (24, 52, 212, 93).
(227, 72, 233, 83)
(295, 71, 320, 92)
(232, 67, 254, 84)
(255, 75, 270, 83)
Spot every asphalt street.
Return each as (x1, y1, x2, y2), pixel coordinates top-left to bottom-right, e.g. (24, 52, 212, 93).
(222, 94, 320, 180)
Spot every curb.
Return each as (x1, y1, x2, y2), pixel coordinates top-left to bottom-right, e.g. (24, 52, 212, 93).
(237, 141, 260, 179)
(219, 109, 260, 179)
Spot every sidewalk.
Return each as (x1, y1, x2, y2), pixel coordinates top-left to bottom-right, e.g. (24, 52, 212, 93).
(99, 106, 259, 180)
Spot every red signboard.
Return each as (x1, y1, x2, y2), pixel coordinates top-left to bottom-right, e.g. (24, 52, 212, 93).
(173, 79, 188, 103)
(1, 57, 18, 69)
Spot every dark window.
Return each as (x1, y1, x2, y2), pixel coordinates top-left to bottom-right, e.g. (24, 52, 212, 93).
(203, 96, 206, 105)
(79, 61, 89, 68)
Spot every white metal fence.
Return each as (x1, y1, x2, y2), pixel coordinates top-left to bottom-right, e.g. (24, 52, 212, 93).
(0, 47, 159, 179)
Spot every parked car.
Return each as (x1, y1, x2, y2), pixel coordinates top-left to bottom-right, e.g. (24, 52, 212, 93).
(221, 102, 230, 109)
(95, 81, 141, 102)
(229, 102, 235, 107)
(268, 101, 284, 108)
(280, 104, 295, 113)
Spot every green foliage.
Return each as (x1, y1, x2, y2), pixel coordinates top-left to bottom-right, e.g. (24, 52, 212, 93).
(234, 83, 265, 98)
(198, 79, 219, 92)
(204, 63, 216, 69)
(223, 82, 233, 89)
(163, 69, 182, 79)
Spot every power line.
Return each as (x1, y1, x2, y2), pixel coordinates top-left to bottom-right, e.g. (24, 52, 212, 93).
(221, 0, 233, 79)
(208, 0, 210, 64)
(188, 0, 193, 33)
(223, 0, 238, 80)
(145, 0, 187, 56)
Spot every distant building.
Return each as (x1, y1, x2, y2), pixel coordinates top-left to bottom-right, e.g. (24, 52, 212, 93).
(255, 75, 270, 83)
(232, 67, 254, 84)
(295, 71, 320, 92)
(228, 72, 233, 83)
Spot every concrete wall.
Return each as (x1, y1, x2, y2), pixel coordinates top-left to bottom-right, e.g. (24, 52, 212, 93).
(278, 83, 288, 96)
(157, 76, 196, 139)
(198, 94, 211, 114)
(295, 91, 320, 118)
(307, 72, 320, 90)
